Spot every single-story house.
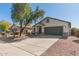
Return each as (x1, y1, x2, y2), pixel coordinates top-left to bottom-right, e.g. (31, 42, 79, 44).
(32, 17, 71, 37)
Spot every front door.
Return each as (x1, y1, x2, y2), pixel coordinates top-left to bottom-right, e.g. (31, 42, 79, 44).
(39, 26, 42, 34)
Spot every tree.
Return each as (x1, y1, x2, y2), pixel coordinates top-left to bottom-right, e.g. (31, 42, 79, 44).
(11, 3, 31, 36)
(11, 3, 44, 36)
(22, 6, 44, 35)
(0, 20, 11, 32)
(31, 6, 44, 35)
(32, 6, 44, 24)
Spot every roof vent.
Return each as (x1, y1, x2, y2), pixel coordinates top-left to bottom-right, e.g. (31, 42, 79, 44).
(46, 19, 49, 23)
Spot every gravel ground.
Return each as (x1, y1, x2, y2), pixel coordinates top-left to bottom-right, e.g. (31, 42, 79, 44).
(41, 36, 79, 56)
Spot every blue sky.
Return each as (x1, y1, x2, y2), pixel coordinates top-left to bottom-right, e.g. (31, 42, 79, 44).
(0, 3, 79, 28)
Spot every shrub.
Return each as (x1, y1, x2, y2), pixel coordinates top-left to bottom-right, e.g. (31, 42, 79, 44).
(14, 31, 19, 35)
(74, 29, 79, 37)
(71, 28, 76, 36)
(0, 20, 11, 31)
(71, 28, 79, 37)
(1, 32, 5, 36)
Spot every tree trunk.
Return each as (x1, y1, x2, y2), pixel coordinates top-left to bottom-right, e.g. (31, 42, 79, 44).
(13, 31, 15, 38)
(20, 27, 22, 37)
(19, 20, 30, 36)
(19, 21, 23, 37)
(19, 20, 32, 37)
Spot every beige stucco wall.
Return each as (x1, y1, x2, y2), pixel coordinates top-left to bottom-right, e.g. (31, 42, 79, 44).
(34, 18, 71, 36)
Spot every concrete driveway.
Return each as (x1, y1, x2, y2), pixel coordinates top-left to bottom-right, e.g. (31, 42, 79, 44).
(0, 37, 59, 56)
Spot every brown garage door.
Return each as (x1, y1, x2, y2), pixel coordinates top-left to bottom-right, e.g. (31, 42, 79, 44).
(44, 26, 63, 35)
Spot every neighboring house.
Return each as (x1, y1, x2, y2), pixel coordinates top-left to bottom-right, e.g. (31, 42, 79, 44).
(10, 24, 33, 34)
(10, 24, 20, 32)
(32, 17, 71, 37)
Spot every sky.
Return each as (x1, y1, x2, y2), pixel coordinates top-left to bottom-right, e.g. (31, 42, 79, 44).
(0, 3, 79, 28)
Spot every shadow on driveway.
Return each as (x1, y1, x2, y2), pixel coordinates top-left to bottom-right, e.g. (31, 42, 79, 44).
(0, 36, 26, 43)
(0, 34, 67, 43)
(73, 40, 79, 44)
(29, 34, 67, 39)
